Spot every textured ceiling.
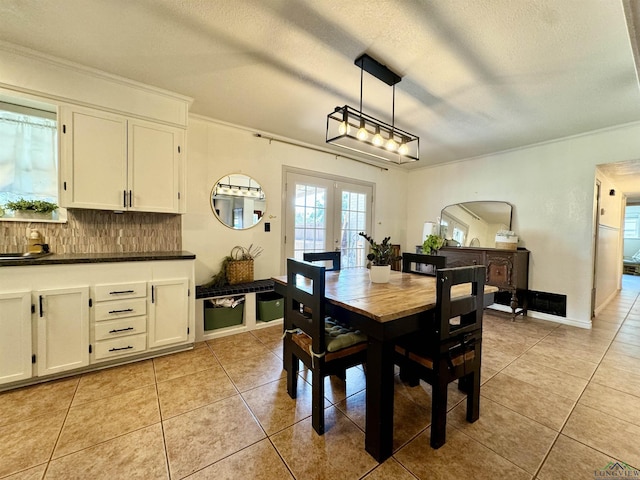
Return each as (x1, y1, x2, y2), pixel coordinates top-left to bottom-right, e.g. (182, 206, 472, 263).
(1, 0, 640, 198)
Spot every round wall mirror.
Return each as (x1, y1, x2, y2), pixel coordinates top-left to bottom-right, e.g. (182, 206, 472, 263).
(211, 174, 266, 230)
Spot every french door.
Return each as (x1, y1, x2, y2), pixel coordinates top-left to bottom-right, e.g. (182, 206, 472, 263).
(284, 170, 373, 269)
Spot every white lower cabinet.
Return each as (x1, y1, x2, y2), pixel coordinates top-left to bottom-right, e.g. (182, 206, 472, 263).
(0, 260, 194, 389)
(148, 279, 189, 349)
(36, 287, 90, 377)
(0, 292, 33, 385)
(92, 281, 148, 363)
(94, 333, 147, 360)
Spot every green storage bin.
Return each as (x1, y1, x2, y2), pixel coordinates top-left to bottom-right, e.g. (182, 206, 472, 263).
(204, 302, 244, 330)
(257, 292, 284, 322)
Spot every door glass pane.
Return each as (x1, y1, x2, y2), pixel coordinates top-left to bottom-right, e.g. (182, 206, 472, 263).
(293, 183, 327, 259)
(340, 190, 368, 268)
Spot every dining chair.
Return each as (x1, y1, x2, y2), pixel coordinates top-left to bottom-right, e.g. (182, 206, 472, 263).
(402, 252, 446, 276)
(395, 265, 486, 448)
(303, 251, 341, 271)
(283, 258, 367, 435)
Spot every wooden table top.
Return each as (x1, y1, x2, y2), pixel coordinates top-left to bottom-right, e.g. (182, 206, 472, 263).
(273, 268, 498, 323)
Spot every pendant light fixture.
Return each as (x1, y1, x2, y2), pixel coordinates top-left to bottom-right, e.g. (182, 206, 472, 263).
(326, 54, 419, 164)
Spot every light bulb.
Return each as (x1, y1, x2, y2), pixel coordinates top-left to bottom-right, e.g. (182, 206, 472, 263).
(386, 138, 398, 151)
(357, 123, 368, 141)
(398, 142, 409, 156)
(372, 130, 384, 146)
(338, 121, 350, 135)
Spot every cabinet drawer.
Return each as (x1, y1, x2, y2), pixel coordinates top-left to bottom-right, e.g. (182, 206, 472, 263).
(94, 282, 147, 302)
(440, 251, 484, 268)
(94, 334, 147, 360)
(94, 297, 147, 321)
(95, 316, 147, 341)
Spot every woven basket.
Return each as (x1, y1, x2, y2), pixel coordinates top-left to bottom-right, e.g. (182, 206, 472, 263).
(227, 259, 254, 285)
(495, 241, 518, 251)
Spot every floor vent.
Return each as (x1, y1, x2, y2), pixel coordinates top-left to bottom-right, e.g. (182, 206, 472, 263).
(492, 290, 567, 317)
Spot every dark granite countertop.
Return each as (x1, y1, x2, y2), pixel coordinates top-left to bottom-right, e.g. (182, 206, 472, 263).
(0, 251, 196, 267)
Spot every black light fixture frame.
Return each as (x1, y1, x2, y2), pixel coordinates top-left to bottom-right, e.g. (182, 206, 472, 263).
(326, 53, 419, 164)
(354, 54, 401, 86)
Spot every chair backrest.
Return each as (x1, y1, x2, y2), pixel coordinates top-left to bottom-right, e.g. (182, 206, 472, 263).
(402, 253, 446, 276)
(303, 251, 341, 271)
(435, 265, 486, 345)
(286, 258, 327, 354)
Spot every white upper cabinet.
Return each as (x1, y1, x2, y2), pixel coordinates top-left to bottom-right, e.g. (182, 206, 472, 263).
(128, 119, 183, 213)
(60, 105, 185, 213)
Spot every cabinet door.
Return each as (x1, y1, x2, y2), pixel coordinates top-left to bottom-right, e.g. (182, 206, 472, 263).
(60, 107, 128, 210)
(128, 120, 183, 213)
(36, 287, 89, 376)
(148, 279, 188, 349)
(486, 253, 515, 289)
(0, 292, 32, 385)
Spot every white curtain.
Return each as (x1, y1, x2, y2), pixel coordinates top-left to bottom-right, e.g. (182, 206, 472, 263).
(0, 110, 58, 205)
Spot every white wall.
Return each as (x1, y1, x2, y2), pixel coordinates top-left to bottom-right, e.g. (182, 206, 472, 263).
(0, 42, 191, 127)
(405, 123, 639, 326)
(594, 169, 625, 310)
(183, 116, 409, 285)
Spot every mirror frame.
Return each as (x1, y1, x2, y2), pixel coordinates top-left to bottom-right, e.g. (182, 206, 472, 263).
(440, 201, 513, 248)
(210, 173, 266, 230)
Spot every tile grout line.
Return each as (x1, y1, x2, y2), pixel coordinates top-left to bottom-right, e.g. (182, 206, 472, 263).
(531, 288, 640, 479)
(153, 358, 173, 479)
(39, 377, 82, 479)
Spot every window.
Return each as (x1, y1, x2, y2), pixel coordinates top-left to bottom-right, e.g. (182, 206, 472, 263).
(441, 211, 469, 246)
(0, 100, 62, 221)
(624, 205, 640, 239)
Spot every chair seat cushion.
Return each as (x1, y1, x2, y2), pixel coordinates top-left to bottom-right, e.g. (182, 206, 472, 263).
(324, 318, 367, 352)
(290, 317, 367, 360)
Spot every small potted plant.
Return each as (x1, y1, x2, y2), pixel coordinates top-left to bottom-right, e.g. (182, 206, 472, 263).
(358, 232, 402, 283)
(423, 234, 445, 255)
(5, 198, 59, 220)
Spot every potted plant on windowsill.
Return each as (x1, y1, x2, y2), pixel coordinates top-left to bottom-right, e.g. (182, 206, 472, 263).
(4, 198, 59, 220)
(358, 232, 402, 283)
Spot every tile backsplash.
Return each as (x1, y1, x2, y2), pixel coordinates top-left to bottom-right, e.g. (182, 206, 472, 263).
(0, 209, 181, 254)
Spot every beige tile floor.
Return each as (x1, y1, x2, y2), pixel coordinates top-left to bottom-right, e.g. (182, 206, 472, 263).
(2, 275, 640, 479)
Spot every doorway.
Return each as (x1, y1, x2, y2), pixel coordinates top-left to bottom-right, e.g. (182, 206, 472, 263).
(282, 168, 374, 270)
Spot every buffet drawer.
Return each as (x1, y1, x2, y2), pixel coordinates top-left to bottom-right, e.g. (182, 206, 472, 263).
(94, 282, 147, 302)
(439, 250, 484, 268)
(95, 315, 147, 341)
(94, 297, 146, 321)
(94, 334, 147, 360)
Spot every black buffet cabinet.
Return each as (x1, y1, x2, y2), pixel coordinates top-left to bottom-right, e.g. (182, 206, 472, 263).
(438, 246, 530, 318)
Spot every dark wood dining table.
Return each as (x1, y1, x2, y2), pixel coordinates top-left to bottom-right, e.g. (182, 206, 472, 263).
(273, 267, 497, 462)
